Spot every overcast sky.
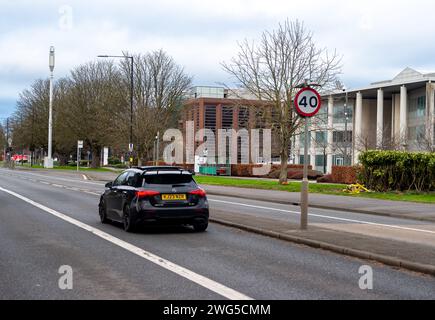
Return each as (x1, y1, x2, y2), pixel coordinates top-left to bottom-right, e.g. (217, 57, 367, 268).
(1, 0, 435, 119)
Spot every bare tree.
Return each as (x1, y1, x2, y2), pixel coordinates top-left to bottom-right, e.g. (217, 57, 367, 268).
(120, 50, 192, 165)
(223, 19, 341, 183)
(13, 79, 50, 152)
(413, 129, 435, 152)
(59, 60, 127, 168)
(0, 123, 5, 149)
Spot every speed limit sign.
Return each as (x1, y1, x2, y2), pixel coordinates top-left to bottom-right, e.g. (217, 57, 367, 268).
(294, 87, 322, 117)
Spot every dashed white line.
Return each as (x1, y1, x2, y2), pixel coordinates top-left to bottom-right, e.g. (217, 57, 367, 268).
(0, 186, 252, 301)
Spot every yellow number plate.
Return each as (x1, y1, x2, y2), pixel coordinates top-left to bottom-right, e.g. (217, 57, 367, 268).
(162, 194, 187, 201)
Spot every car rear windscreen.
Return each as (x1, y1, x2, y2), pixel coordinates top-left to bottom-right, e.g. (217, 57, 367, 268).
(143, 174, 194, 185)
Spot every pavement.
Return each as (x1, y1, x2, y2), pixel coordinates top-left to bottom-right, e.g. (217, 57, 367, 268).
(1, 167, 435, 299)
(6, 167, 435, 277)
(202, 185, 435, 222)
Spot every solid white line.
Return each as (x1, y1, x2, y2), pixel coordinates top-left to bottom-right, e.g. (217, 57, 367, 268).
(0, 186, 252, 300)
(208, 198, 435, 236)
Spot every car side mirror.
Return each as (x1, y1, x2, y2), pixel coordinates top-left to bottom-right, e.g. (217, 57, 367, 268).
(105, 182, 113, 188)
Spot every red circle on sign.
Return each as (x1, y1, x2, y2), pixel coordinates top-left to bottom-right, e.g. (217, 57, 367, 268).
(294, 87, 322, 117)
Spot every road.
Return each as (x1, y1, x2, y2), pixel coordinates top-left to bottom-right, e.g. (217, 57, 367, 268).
(0, 168, 434, 300)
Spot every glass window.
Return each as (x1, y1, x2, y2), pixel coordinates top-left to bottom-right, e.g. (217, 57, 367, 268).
(315, 107, 328, 124)
(333, 104, 353, 124)
(300, 132, 312, 148)
(315, 154, 325, 166)
(143, 174, 195, 186)
(334, 156, 344, 166)
(409, 96, 426, 122)
(299, 155, 311, 165)
(333, 131, 352, 144)
(315, 154, 327, 173)
(114, 172, 129, 186)
(315, 131, 327, 144)
(408, 125, 425, 142)
(125, 172, 141, 187)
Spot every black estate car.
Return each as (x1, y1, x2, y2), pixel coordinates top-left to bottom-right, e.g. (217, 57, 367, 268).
(98, 166, 209, 232)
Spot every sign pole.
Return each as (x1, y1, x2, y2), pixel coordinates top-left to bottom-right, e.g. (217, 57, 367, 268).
(294, 84, 322, 231)
(300, 116, 309, 230)
(77, 140, 83, 172)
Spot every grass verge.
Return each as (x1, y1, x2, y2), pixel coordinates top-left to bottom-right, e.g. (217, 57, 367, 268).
(194, 175, 435, 204)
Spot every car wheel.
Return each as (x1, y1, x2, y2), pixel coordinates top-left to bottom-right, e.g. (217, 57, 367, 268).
(99, 200, 109, 224)
(193, 222, 208, 232)
(123, 204, 136, 232)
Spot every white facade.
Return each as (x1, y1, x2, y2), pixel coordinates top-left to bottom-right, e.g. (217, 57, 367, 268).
(293, 68, 435, 173)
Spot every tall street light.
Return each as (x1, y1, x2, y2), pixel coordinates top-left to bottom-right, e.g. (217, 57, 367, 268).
(97, 54, 134, 156)
(44, 46, 55, 168)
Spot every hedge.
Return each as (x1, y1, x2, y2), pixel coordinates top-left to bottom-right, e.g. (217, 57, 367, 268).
(232, 164, 312, 177)
(359, 150, 435, 192)
(331, 166, 359, 185)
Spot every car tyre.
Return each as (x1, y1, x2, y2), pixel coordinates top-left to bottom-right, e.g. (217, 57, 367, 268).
(123, 204, 136, 232)
(99, 200, 109, 224)
(193, 221, 208, 232)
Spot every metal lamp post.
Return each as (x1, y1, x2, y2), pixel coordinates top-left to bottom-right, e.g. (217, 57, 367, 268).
(97, 54, 134, 156)
(44, 46, 55, 168)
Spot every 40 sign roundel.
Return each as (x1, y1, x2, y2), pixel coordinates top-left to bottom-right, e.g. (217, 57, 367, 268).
(294, 87, 322, 118)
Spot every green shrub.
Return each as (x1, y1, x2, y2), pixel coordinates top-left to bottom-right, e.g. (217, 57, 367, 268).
(359, 150, 435, 192)
(110, 163, 129, 169)
(108, 157, 122, 165)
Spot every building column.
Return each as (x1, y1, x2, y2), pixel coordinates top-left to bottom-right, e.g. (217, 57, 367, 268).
(354, 92, 363, 164)
(391, 94, 396, 142)
(327, 96, 334, 173)
(294, 134, 300, 165)
(400, 85, 408, 149)
(310, 129, 316, 170)
(426, 82, 435, 149)
(376, 89, 384, 149)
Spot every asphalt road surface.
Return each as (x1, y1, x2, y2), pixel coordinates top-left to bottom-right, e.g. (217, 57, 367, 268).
(0, 168, 434, 300)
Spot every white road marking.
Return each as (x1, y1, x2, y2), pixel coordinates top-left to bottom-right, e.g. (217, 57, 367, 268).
(208, 199, 435, 236)
(3, 169, 435, 236)
(0, 169, 104, 186)
(82, 174, 88, 180)
(0, 186, 252, 301)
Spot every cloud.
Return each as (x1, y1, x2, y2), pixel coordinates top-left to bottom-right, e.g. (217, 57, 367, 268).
(2, 0, 435, 116)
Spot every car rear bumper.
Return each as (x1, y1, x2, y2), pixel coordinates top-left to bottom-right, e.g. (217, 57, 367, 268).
(134, 207, 209, 225)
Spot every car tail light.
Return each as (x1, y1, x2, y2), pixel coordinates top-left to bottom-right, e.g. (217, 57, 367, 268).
(136, 190, 160, 199)
(189, 188, 206, 198)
